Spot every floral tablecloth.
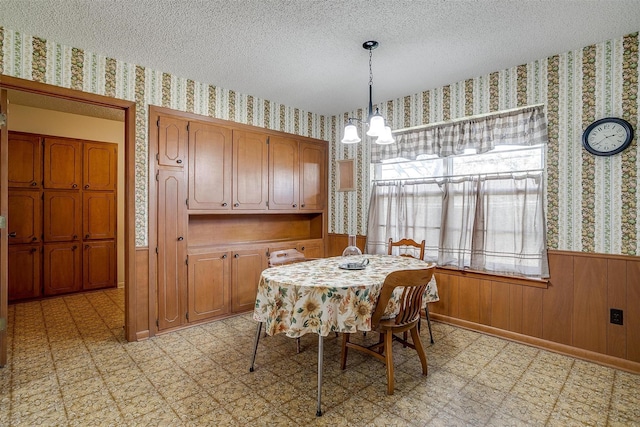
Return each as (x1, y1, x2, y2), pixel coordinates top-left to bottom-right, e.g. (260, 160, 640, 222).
(253, 254, 438, 338)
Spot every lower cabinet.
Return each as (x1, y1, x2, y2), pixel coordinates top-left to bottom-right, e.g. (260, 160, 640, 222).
(8, 244, 41, 301)
(43, 242, 82, 296)
(231, 249, 267, 313)
(187, 250, 230, 322)
(83, 240, 116, 290)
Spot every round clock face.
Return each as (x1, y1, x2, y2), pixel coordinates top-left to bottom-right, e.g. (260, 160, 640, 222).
(582, 118, 634, 156)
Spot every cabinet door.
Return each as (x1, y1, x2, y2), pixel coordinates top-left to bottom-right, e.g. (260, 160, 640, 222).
(157, 169, 187, 330)
(297, 240, 324, 259)
(43, 242, 82, 295)
(188, 122, 232, 210)
(300, 141, 326, 211)
(8, 133, 42, 188)
(43, 191, 82, 242)
(83, 142, 117, 191)
(83, 192, 116, 240)
(8, 190, 42, 244)
(231, 249, 267, 313)
(83, 240, 116, 290)
(157, 115, 187, 168)
(232, 131, 268, 210)
(43, 138, 82, 189)
(8, 245, 41, 301)
(187, 251, 230, 322)
(268, 136, 299, 210)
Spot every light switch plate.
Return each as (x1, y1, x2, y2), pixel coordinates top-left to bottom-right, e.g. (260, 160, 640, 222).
(0, 215, 5, 229)
(0, 317, 6, 332)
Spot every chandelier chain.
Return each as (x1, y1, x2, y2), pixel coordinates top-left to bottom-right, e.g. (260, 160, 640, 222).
(369, 48, 373, 87)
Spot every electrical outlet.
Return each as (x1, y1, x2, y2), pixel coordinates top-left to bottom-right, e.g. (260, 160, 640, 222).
(610, 308, 623, 325)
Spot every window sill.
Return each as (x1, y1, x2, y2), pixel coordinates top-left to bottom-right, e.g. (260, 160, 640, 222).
(435, 266, 549, 289)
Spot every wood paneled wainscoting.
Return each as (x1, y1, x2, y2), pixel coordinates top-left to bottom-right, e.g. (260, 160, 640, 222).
(328, 234, 640, 373)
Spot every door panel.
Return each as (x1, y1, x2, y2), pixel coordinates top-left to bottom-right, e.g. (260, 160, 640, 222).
(43, 242, 82, 295)
(300, 141, 326, 211)
(187, 251, 230, 322)
(83, 192, 116, 240)
(8, 132, 42, 188)
(83, 142, 117, 191)
(83, 240, 116, 290)
(43, 191, 81, 242)
(8, 244, 41, 301)
(269, 136, 299, 210)
(232, 131, 268, 210)
(231, 249, 266, 313)
(43, 138, 81, 189)
(8, 190, 42, 244)
(157, 116, 187, 168)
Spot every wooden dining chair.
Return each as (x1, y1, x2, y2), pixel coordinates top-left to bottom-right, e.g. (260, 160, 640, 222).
(340, 267, 436, 395)
(387, 238, 434, 344)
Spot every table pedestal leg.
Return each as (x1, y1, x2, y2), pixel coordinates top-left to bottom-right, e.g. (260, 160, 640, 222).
(316, 334, 323, 416)
(249, 322, 262, 372)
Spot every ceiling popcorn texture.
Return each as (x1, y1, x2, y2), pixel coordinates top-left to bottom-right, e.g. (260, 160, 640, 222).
(2, 0, 640, 116)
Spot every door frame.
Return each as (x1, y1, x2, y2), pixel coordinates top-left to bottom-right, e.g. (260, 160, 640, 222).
(0, 75, 137, 366)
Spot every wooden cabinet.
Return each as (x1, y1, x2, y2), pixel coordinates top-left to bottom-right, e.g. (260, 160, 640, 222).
(8, 190, 42, 244)
(83, 192, 116, 240)
(158, 115, 188, 168)
(8, 245, 41, 301)
(187, 251, 230, 322)
(187, 122, 232, 210)
(233, 130, 268, 210)
(300, 141, 326, 210)
(43, 138, 82, 189)
(269, 136, 299, 210)
(157, 169, 188, 330)
(43, 242, 82, 295)
(83, 142, 117, 191)
(83, 240, 116, 290)
(231, 248, 267, 313)
(43, 191, 82, 242)
(9, 133, 42, 188)
(297, 240, 324, 259)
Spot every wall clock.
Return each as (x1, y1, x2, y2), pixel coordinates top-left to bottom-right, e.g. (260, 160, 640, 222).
(582, 117, 634, 156)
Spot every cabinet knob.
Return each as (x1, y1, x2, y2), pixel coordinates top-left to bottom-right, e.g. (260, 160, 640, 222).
(222, 202, 228, 207)
(84, 184, 90, 189)
(301, 204, 305, 208)
(176, 159, 183, 164)
(73, 235, 78, 240)
(177, 236, 184, 241)
(300, 246, 305, 251)
(234, 253, 239, 258)
(31, 181, 38, 186)
(30, 248, 37, 254)
(72, 183, 77, 189)
(234, 203, 239, 207)
(8, 232, 16, 238)
(72, 245, 78, 250)
(221, 254, 227, 259)
(85, 234, 90, 239)
(32, 237, 38, 242)
(85, 245, 90, 250)
(292, 204, 297, 208)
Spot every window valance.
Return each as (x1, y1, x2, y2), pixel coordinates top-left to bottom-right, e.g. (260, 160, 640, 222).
(371, 105, 549, 163)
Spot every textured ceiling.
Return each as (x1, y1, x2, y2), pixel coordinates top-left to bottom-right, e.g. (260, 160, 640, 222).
(2, 0, 640, 116)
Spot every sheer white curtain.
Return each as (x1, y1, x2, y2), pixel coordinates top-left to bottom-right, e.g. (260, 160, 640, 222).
(367, 172, 549, 278)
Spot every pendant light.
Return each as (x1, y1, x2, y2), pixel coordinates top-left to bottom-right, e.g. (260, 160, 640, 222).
(341, 40, 395, 145)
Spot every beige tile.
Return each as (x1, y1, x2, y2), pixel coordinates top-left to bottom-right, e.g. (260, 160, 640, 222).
(496, 394, 553, 425)
(441, 394, 495, 425)
(551, 396, 608, 426)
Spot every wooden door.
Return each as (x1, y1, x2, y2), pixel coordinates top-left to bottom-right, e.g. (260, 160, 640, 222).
(8, 190, 42, 244)
(8, 245, 41, 301)
(8, 132, 42, 188)
(43, 242, 82, 295)
(83, 142, 117, 191)
(83, 192, 116, 240)
(157, 116, 187, 168)
(188, 122, 232, 210)
(297, 240, 324, 259)
(268, 136, 299, 210)
(157, 169, 187, 330)
(43, 138, 81, 189)
(232, 131, 268, 210)
(187, 251, 230, 322)
(43, 191, 81, 242)
(83, 240, 116, 290)
(231, 248, 266, 313)
(299, 141, 326, 211)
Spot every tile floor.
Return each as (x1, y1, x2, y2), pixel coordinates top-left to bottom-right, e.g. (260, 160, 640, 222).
(1, 288, 638, 426)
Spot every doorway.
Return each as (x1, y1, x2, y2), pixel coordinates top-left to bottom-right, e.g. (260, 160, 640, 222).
(0, 75, 136, 367)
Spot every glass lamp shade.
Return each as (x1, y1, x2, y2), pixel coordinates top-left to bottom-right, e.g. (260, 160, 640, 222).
(341, 123, 361, 144)
(366, 114, 385, 137)
(375, 126, 395, 145)
(342, 234, 362, 257)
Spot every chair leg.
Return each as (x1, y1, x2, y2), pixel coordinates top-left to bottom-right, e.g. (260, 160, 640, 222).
(249, 322, 263, 372)
(340, 333, 350, 370)
(296, 337, 301, 353)
(384, 331, 395, 395)
(410, 326, 428, 376)
(425, 305, 434, 344)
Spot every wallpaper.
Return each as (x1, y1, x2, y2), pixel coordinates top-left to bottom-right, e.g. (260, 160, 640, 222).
(0, 26, 639, 255)
(332, 32, 640, 256)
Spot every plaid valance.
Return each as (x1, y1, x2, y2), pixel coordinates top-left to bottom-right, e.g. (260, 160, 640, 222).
(371, 106, 549, 163)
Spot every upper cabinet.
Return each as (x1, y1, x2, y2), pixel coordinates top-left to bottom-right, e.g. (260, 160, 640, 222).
(44, 138, 82, 189)
(8, 133, 42, 188)
(83, 142, 117, 191)
(158, 115, 188, 168)
(187, 122, 232, 210)
(268, 136, 299, 211)
(300, 141, 326, 211)
(232, 130, 269, 210)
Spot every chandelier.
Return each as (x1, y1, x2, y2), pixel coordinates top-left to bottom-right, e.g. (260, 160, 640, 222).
(341, 40, 395, 145)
